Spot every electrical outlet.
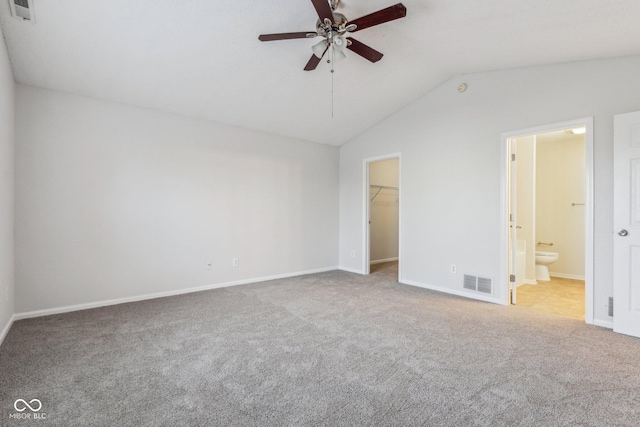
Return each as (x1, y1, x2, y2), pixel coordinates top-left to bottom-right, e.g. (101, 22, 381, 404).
(232, 258, 239, 267)
(450, 264, 456, 274)
(206, 261, 213, 271)
(350, 250, 356, 258)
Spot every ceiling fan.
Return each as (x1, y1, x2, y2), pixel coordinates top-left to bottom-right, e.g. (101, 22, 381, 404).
(258, 0, 407, 71)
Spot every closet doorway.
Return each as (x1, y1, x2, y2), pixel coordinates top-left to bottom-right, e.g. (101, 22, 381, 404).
(364, 154, 401, 281)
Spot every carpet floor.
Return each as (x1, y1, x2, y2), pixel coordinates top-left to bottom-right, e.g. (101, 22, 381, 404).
(1, 263, 639, 426)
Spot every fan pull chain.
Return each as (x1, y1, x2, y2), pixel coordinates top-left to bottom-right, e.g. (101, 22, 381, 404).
(330, 45, 335, 118)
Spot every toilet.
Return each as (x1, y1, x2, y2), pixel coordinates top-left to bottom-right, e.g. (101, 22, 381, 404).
(535, 251, 559, 281)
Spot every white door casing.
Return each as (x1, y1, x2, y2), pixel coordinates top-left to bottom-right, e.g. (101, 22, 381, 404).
(613, 111, 640, 338)
(362, 153, 402, 281)
(501, 117, 593, 321)
(509, 138, 518, 304)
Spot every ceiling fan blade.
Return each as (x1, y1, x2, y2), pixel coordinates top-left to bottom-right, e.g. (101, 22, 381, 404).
(346, 37, 383, 63)
(304, 47, 328, 71)
(349, 3, 407, 32)
(310, 0, 334, 24)
(259, 32, 316, 42)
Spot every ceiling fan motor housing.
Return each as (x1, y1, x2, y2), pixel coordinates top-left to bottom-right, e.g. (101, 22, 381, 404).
(316, 12, 348, 36)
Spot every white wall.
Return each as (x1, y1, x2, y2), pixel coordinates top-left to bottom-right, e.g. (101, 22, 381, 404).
(514, 136, 536, 283)
(536, 136, 586, 279)
(339, 56, 640, 324)
(15, 85, 339, 314)
(0, 31, 15, 340)
(369, 159, 399, 263)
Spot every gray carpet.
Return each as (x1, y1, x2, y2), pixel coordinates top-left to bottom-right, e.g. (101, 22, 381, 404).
(1, 263, 639, 426)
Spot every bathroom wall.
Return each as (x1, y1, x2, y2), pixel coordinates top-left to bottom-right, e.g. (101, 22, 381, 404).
(514, 136, 536, 283)
(536, 135, 586, 279)
(370, 159, 399, 263)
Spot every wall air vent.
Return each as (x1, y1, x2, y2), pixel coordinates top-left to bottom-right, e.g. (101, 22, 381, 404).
(608, 297, 614, 317)
(463, 274, 493, 295)
(463, 275, 476, 291)
(9, 0, 35, 23)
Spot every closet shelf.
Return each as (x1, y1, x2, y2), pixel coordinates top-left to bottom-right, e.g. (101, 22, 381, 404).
(370, 185, 399, 201)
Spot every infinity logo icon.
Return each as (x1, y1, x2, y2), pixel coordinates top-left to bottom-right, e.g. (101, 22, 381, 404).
(14, 399, 42, 412)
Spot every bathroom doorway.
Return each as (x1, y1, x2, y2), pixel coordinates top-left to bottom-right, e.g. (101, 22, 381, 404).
(502, 119, 593, 322)
(364, 154, 401, 281)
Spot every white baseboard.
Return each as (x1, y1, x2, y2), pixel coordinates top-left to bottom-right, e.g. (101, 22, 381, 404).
(14, 266, 339, 321)
(0, 315, 15, 348)
(550, 272, 586, 281)
(515, 279, 537, 288)
(370, 257, 398, 265)
(401, 279, 503, 305)
(593, 319, 613, 329)
(338, 266, 365, 274)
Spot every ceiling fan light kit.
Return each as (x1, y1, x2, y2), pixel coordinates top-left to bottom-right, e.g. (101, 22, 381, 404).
(312, 40, 329, 58)
(259, 0, 407, 71)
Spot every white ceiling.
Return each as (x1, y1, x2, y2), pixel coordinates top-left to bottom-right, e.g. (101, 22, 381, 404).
(2, 0, 640, 146)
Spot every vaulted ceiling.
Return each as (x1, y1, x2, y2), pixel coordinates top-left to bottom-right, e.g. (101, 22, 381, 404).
(2, 0, 640, 146)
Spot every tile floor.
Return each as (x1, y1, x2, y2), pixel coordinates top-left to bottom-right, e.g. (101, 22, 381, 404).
(515, 276, 585, 320)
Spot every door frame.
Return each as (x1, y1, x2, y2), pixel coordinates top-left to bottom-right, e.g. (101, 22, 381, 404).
(363, 153, 402, 281)
(499, 117, 594, 324)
